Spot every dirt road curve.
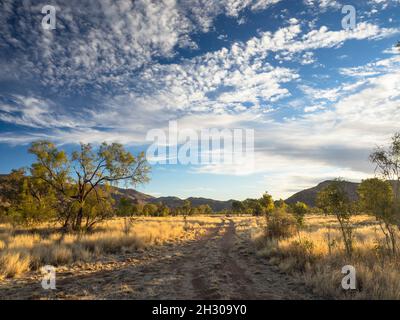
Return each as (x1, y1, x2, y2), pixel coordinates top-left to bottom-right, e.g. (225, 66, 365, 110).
(0, 219, 316, 300)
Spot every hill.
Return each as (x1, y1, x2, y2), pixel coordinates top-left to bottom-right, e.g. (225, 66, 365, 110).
(285, 180, 360, 207)
(104, 186, 234, 211)
(285, 180, 399, 207)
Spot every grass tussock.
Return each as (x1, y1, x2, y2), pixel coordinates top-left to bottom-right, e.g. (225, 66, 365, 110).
(0, 252, 31, 278)
(0, 216, 217, 279)
(253, 214, 400, 299)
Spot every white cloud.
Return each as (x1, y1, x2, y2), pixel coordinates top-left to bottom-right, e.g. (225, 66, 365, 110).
(1, 1, 400, 198)
(1, 20, 398, 144)
(340, 55, 400, 77)
(0, 95, 85, 129)
(304, 0, 341, 9)
(189, 50, 400, 197)
(0, 0, 283, 92)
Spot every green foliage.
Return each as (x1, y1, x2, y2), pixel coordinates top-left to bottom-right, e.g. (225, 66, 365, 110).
(1, 169, 58, 226)
(368, 132, 400, 255)
(132, 203, 143, 216)
(199, 204, 212, 215)
(181, 200, 192, 217)
(27, 140, 150, 231)
(316, 179, 354, 257)
(274, 199, 287, 210)
(369, 132, 400, 217)
(191, 204, 212, 215)
(316, 180, 351, 217)
(242, 199, 263, 216)
(142, 203, 158, 216)
(265, 208, 297, 240)
(77, 186, 115, 229)
(291, 201, 309, 228)
(116, 197, 134, 217)
(166, 203, 213, 216)
(118, 201, 174, 217)
(232, 200, 245, 214)
(0, 169, 26, 207)
(236, 192, 275, 216)
(358, 179, 394, 221)
(358, 178, 398, 255)
(156, 203, 170, 217)
(260, 192, 275, 215)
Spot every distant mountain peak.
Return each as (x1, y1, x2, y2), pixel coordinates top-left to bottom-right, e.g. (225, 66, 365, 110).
(285, 180, 360, 207)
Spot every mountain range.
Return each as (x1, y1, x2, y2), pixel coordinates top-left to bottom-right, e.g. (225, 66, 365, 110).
(114, 180, 368, 209)
(112, 187, 235, 212)
(1, 173, 398, 209)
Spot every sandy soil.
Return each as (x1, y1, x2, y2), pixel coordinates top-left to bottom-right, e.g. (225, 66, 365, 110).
(0, 218, 317, 300)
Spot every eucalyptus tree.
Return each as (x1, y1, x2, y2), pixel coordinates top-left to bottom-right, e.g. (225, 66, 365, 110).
(317, 179, 355, 257)
(29, 141, 150, 231)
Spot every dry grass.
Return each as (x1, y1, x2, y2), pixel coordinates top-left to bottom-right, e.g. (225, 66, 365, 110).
(0, 252, 31, 278)
(253, 214, 400, 299)
(0, 216, 219, 279)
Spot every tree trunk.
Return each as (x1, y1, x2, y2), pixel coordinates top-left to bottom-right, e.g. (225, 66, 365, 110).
(62, 208, 73, 232)
(75, 206, 83, 231)
(386, 223, 397, 256)
(337, 215, 352, 257)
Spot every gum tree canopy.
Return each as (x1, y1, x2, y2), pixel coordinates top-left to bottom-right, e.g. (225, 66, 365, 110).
(29, 141, 150, 231)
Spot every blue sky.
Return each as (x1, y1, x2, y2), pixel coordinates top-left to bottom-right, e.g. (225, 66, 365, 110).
(0, 0, 400, 200)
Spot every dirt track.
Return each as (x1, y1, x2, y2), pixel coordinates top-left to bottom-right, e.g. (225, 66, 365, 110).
(0, 218, 316, 300)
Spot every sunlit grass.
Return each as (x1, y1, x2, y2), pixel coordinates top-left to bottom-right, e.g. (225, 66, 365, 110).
(253, 214, 400, 299)
(0, 216, 219, 279)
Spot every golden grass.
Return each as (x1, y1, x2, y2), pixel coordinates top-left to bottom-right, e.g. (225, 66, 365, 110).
(0, 216, 219, 279)
(253, 214, 400, 299)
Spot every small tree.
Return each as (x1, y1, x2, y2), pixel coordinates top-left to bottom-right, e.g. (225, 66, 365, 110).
(232, 200, 245, 214)
(181, 200, 191, 229)
(116, 197, 134, 217)
(358, 178, 397, 255)
(291, 201, 308, 238)
(142, 203, 158, 216)
(132, 203, 143, 216)
(259, 192, 275, 215)
(1, 169, 57, 226)
(316, 179, 354, 257)
(369, 132, 400, 228)
(157, 203, 170, 217)
(253, 202, 265, 216)
(195, 204, 212, 215)
(181, 200, 191, 216)
(29, 141, 150, 231)
(202, 204, 212, 215)
(274, 199, 288, 210)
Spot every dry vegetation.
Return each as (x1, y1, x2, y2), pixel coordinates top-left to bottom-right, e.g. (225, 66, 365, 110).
(253, 214, 400, 299)
(0, 216, 220, 279)
(2, 213, 399, 300)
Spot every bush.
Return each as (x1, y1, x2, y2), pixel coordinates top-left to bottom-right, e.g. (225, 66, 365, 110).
(266, 208, 297, 240)
(291, 201, 308, 227)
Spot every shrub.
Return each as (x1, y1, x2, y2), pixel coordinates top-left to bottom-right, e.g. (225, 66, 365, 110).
(291, 201, 309, 227)
(266, 208, 297, 240)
